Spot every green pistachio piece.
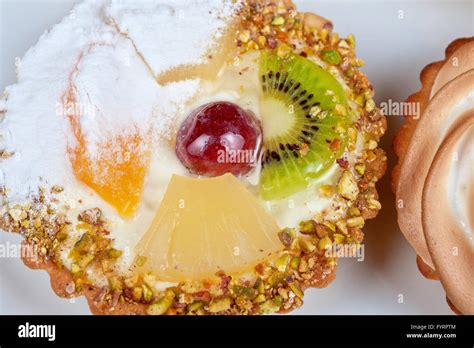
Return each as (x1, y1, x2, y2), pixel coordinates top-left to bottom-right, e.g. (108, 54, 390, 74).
(260, 295, 282, 314)
(209, 297, 231, 313)
(299, 220, 318, 235)
(334, 233, 346, 244)
(146, 289, 175, 315)
(71, 263, 81, 274)
(289, 282, 304, 299)
(278, 228, 295, 247)
(108, 276, 123, 291)
(164, 289, 176, 299)
(298, 258, 308, 273)
(187, 301, 204, 313)
(142, 284, 154, 303)
(253, 278, 265, 294)
(254, 294, 266, 304)
(267, 271, 285, 286)
(147, 296, 173, 315)
(318, 236, 333, 251)
(107, 248, 123, 259)
(299, 237, 316, 253)
(271, 16, 285, 26)
(321, 50, 342, 65)
(290, 256, 301, 270)
(78, 254, 94, 268)
(276, 253, 290, 272)
(132, 287, 143, 302)
(232, 285, 257, 300)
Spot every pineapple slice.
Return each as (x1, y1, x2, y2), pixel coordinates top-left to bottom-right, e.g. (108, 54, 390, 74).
(135, 174, 282, 281)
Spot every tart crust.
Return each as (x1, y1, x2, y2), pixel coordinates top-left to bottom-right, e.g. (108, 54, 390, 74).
(20, 239, 338, 315)
(392, 37, 474, 314)
(1, 0, 387, 315)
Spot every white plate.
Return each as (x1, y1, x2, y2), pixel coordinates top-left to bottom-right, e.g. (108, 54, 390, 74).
(0, 0, 472, 315)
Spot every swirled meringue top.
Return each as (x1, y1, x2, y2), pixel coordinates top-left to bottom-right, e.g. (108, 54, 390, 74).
(396, 40, 474, 313)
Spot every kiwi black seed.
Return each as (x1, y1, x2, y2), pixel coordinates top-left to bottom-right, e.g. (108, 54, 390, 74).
(258, 50, 351, 200)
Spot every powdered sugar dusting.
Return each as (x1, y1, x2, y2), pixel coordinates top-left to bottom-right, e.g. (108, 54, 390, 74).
(0, 0, 238, 205)
(153, 79, 201, 140)
(70, 40, 159, 157)
(1, 0, 112, 201)
(107, 0, 239, 75)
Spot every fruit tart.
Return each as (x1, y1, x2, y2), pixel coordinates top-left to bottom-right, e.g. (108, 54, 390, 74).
(393, 38, 474, 314)
(0, 0, 387, 315)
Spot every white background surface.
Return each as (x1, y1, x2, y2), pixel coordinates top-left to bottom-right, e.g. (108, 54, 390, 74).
(0, 0, 472, 315)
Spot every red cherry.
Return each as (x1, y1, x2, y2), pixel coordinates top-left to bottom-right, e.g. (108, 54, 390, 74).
(176, 102, 262, 176)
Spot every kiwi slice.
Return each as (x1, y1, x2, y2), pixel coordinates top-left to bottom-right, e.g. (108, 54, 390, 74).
(259, 50, 350, 200)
